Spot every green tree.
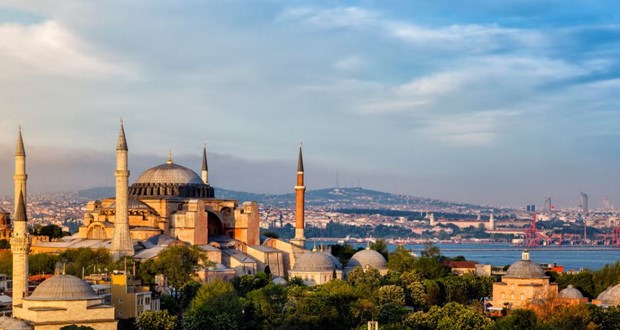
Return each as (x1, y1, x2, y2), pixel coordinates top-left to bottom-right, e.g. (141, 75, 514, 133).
(59, 326, 95, 330)
(543, 304, 592, 330)
(388, 245, 416, 273)
(135, 310, 177, 330)
(159, 294, 180, 315)
(0, 239, 10, 249)
(29, 253, 59, 275)
(183, 279, 243, 330)
(346, 267, 382, 295)
(0, 250, 11, 276)
(154, 245, 201, 289)
(245, 283, 288, 329)
(179, 280, 202, 310)
(39, 224, 64, 240)
(414, 256, 448, 279)
(232, 272, 270, 296)
(370, 239, 389, 260)
(490, 309, 540, 330)
(590, 305, 620, 330)
(405, 302, 492, 330)
(421, 241, 441, 259)
(379, 285, 405, 306)
(423, 279, 441, 307)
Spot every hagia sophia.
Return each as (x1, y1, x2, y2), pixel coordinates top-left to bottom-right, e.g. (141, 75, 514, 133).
(4, 124, 620, 329)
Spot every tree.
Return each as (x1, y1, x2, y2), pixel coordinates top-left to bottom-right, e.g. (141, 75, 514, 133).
(154, 245, 201, 289)
(346, 267, 382, 294)
(135, 310, 177, 330)
(29, 253, 59, 275)
(387, 245, 416, 273)
(232, 272, 270, 296)
(543, 304, 593, 330)
(59, 326, 95, 330)
(183, 280, 243, 330)
(421, 242, 441, 259)
(590, 305, 620, 330)
(378, 285, 405, 306)
(245, 283, 288, 329)
(490, 309, 540, 330)
(405, 302, 492, 330)
(39, 224, 64, 240)
(0, 239, 10, 249)
(370, 239, 389, 260)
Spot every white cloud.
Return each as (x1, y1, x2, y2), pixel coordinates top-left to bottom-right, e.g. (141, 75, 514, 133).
(0, 20, 137, 79)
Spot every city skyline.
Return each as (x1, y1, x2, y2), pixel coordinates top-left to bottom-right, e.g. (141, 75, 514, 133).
(1, 1, 620, 207)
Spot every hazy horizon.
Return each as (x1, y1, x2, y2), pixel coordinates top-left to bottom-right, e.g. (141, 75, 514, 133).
(1, 1, 619, 208)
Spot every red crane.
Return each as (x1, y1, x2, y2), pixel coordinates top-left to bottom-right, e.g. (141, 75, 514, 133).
(524, 213, 539, 247)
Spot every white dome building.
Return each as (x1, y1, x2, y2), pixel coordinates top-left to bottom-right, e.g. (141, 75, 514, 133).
(345, 248, 388, 275)
(289, 251, 343, 286)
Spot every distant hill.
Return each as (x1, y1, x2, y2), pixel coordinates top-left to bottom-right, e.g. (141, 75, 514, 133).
(79, 186, 500, 212)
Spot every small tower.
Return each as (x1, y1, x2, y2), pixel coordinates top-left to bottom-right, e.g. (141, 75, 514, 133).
(14, 126, 27, 217)
(110, 121, 134, 259)
(291, 141, 306, 247)
(522, 250, 530, 261)
(201, 144, 209, 185)
(10, 191, 30, 309)
(489, 213, 495, 230)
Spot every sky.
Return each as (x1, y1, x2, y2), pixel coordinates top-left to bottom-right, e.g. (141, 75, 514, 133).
(0, 1, 620, 208)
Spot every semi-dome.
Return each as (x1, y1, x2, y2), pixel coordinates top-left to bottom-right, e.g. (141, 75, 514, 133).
(27, 275, 99, 301)
(559, 284, 584, 299)
(597, 286, 614, 303)
(347, 249, 387, 270)
(504, 251, 546, 279)
(293, 251, 338, 272)
(129, 157, 214, 198)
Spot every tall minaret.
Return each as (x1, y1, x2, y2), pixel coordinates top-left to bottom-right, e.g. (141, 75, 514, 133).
(291, 141, 306, 247)
(201, 144, 209, 184)
(11, 191, 30, 308)
(110, 121, 134, 259)
(14, 126, 27, 217)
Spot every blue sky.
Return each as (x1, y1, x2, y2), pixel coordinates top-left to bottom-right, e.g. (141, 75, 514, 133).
(0, 1, 619, 208)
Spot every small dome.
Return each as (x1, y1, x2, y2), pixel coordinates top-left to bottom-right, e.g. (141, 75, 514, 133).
(27, 275, 99, 301)
(293, 251, 338, 272)
(347, 249, 387, 270)
(602, 284, 620, 306)
(134, 163, 203, 185)
(559, 285, 584, 299)
(597, 286, 614, 302)
(272, 277, 288, 286)
(504, 253, 546, 279)
(0, 318, 32, 330)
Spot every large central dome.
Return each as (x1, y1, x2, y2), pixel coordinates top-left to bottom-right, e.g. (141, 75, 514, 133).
(134, 163, 203, 185)
(27, 275, 99, 301)
(129, 157, 214, 198)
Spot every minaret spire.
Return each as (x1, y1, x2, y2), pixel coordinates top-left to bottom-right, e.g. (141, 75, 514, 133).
(14, 126, 27, 219)
(291, 140, 306, 247)
(111, 121, 134, 259)
(201, 143, 209, 184)
(11, 191, 31, 309)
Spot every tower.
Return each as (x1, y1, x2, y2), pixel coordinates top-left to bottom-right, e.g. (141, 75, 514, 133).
(489, 213, 495, 230)
(580, 192, 588, 215)
(201, 144, 209, 185)
(11, 191, 30, 308)
(110, 121, 134, 259)
(291, 142, 306, 247)
(14, 126, 27, 217)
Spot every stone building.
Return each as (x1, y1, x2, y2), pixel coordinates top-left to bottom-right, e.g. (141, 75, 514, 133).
(490, 250, 558, 309)
(345, 248, 388, 276)
(288, 250, 342, 286)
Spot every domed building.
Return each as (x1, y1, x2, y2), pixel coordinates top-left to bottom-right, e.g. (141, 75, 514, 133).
(12, 275, 116, 330)
(345, 247, 388, 275)
(288, 251, 343, 286)
(490, 250, 558, 309)
(557, 284, 588, 305)
(593, 284, 620, 307)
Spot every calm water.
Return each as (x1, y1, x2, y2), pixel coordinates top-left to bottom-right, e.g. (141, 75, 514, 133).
(323, 242, 620, 271)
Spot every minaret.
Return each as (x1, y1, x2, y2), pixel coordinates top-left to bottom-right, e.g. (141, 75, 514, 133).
(201, 144, 209, 184)
(14, 126, 27, 217)
(110, 121, 134, 259)
(10, 191, 30, 308)
(291, 142, 306, 247)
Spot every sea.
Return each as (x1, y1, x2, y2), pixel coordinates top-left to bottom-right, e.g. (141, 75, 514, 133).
(313, 242, 620, 271)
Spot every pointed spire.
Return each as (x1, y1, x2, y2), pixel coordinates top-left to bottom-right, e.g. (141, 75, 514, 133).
(297, 140, 304, 172)
(167, 149, 173, 164)
(16, 125, 25, 156)
(14, 191, 27, 222)
(202, 144, 208, 171)
(117, 119, 128, 151)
